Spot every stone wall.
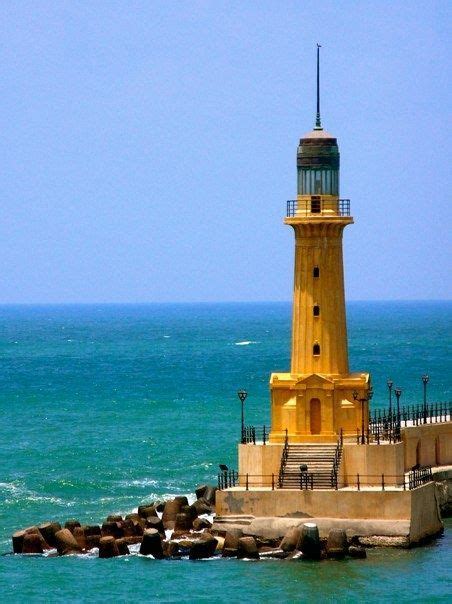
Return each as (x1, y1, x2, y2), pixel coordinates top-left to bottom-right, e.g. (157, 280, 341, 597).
(403, 422, 452, 470)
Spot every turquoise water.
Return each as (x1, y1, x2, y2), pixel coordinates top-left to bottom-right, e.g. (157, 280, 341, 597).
(0, 301, 451, 602)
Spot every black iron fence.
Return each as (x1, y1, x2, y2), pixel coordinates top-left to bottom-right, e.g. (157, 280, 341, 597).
(241, 425, 270, 445)
(407, 466, 433, 489)
(217, 470, 239, 490)
(370, 402, 451, 429)
(217, 466, 433, 492)
(239, 402, 450, 448)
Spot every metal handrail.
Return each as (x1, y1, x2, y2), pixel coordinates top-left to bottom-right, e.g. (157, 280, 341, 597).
(278, 429, 289, 488)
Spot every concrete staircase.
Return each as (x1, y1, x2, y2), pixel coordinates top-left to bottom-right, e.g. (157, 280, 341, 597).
(279, 443, 342, 489)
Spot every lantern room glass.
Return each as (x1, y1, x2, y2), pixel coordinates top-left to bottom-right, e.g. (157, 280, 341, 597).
(298, 168, 339, 196)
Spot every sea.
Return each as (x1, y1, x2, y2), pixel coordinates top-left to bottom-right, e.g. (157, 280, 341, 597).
(0, 301, 451, 603)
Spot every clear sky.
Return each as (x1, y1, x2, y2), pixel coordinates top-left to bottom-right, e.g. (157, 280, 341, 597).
(0, 1, 450, 303)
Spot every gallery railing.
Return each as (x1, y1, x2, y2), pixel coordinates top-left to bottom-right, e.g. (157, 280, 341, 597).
(217, 466, 433, 492)
(286, 198, 351, 217)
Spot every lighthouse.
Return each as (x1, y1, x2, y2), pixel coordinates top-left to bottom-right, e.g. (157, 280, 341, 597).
(270, 47, 370, 443)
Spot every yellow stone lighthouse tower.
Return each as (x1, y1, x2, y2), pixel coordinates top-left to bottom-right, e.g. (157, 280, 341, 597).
(270, 47, 369, 443)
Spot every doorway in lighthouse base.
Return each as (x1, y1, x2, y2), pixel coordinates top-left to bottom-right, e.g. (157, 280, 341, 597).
(310, 398, 321, 434)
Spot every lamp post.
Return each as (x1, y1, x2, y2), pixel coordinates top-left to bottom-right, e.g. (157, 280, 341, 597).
(394, 387, 402, 439)
(237, 390, 247, 444)
(353, 387, 373, 445)
(387, 379, 393, 429)
(422, 375, 429, 424)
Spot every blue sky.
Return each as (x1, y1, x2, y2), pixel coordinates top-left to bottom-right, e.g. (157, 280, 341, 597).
(0, 1, 450, 303)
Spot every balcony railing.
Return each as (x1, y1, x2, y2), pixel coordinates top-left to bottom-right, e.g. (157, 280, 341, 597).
(286, 198, 351, 217)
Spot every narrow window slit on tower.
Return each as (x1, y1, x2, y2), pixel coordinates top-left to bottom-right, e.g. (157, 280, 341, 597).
(313, 343, 320, 356)
(313, 305, 320, 317)
(313, 266, 320, 278)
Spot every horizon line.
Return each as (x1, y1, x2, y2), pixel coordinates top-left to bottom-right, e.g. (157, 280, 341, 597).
(0, 299, 450, 307)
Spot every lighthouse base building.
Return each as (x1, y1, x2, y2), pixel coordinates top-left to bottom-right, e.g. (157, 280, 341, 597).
(215, 50, 452, 546)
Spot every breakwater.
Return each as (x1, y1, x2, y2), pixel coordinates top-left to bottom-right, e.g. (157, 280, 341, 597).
(9, 484, 367, 561)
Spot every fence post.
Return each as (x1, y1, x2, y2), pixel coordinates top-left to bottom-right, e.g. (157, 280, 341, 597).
(263, 425, 267, 445)
(272, 473, 274, 490)
(357, 474, 360, 491)
(381, 474, 385, 491)
(246, 474, 249, 490)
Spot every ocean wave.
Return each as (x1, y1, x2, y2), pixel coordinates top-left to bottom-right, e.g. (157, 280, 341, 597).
(0, 481, 70, 506)
(116, 478, 158, 488)
(234, 341, 259, 346)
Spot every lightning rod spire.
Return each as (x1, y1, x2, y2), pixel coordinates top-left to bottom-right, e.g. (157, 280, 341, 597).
(315, 43, 322, 130)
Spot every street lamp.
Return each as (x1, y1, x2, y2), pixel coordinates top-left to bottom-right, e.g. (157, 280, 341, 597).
(237, 389, 248, 443)
(387, 379, 393, 425)
(394, 387, 402, 438)
(353, 388, 372, 445)
(422, 375, 429, 424)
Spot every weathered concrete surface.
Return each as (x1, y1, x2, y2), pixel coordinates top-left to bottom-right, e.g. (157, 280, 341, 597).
(215, 482, 444, 545)
(433, 466, 452, 517)
(214, 516, 411, 541)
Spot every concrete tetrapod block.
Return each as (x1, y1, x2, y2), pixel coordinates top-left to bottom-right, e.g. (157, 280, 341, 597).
(173, 513, 193, 535)
(64, 520, 81, 533)
(174, 496, 189, 507)
(202, 487, 217, 506)
(221, 531, 240, 557)
(138, 505, 158, 519)
(120, 519, 136, 537)
(98, 536, 120, 558)
(326, 529, 348, 559)
(183, 504, 198, 521)
(38, 522, 62, 548)
(55, 529, 82, 555)
(106, 514, 123, 523)
(145, 517, 165, 535)
(348, 545, 367, 559)
(125, 513, 144, 526)
(191, 498, 212, 516)
(195, 485, 208, 500)
(132, 520, 144, 536)
(12, 528, 45, 554)
(163, 540, 180, 558)
(73, 526, 87, 551)
(12, 530, 27, 554)
(115, 538, 130, 556)
(189, 535, 218, 560)
(85, 535, 101, 550)
(280, 526, 302, 553)
(162, 499, 184, 529)
(193, 518, 212, 531)
(297, 523, 321, 560)
(101, 521, 124, 539)
(237, 537, 260, 560)
(84, 525, 101, 537)
(140, 528, 164, 559)
(22, 533, 44, 554)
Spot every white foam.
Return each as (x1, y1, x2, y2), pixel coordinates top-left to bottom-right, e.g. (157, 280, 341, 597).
(234, 341, 258, 346)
